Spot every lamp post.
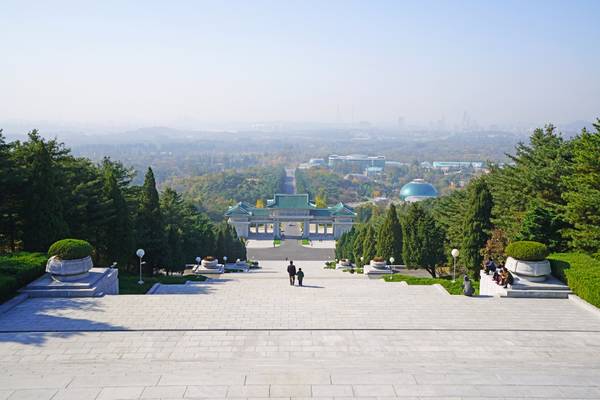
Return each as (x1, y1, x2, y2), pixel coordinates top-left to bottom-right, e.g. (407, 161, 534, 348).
(223, 256, 228, 266)
(195, 256, 201, 272)
(451, 248, 460, 282)
(136, 249, 145, 285)
(389, 257, 395, 274)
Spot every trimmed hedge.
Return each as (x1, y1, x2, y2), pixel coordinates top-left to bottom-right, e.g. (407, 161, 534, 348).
(0, 252, 47, 303)
(549, 253, 600, 308)
(505, 241, 549, 261)
(48, 239, 93, 260)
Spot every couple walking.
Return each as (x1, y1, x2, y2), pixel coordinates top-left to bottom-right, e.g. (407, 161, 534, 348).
(286, 260, 304, 286)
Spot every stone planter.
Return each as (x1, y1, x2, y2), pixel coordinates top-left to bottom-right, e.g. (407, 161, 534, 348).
(369, 259, 388, 270)
(46, 256, 93, 282)
(505, 256, 551, 282)
(201, 258, 219, 269)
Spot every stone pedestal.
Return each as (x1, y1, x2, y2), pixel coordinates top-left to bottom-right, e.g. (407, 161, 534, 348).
(224, 261, 250, 272)
(336, 259, 353, 270)
(505, 257, 551, 282)
(365, 259, 391, 276)
(20, 267, 119, 297)
(192, 258, 225, 274)
(479, 270, 571, 298)
(46, 256, 93, 282)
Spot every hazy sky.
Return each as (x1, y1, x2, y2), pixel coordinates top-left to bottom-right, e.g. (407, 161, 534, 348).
(2, 0, 599, 129)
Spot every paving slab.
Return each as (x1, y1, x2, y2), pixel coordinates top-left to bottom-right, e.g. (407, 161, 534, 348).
(1, 258, 600, 399)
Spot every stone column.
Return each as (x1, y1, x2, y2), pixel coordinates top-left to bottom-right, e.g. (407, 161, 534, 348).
(324, 224, 328, 235)
(303, 220, 309, 238)
(274, 222, 280, 239)
(264, 224, 268, 233)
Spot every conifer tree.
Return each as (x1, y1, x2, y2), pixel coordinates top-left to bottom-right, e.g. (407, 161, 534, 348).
(402, 202, 445, 277)
(376, 203, 403, 264)
(353, 225, 367, 267)
(0, 130, 22, 251)
(136, 167, 165, 274)
(462, 179, 493, 278)
(362, 224, 377, 264)
(18, 131, 69, 251)
(562, 120, 600, 254)
(161, 187, 186, 274)
(99, 159, 133, 268)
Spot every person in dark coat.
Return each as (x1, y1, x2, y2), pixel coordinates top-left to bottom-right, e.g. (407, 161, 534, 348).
(287, 260, 296, 286)
(296, 268, 304, 286)
(463, 275, 474, 297)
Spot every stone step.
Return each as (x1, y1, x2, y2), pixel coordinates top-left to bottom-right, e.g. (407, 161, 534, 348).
(504, 289, 572, 299)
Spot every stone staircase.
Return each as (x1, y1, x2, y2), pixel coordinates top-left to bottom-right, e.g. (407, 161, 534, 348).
(19, 267, 119, 298)
(479, 271, 572, 298)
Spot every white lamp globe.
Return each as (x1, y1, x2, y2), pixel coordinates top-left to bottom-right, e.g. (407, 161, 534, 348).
(389, 257, 395, 264)
(195, 256, 201, 263)
(136, 249, 145, 258)
(451, 248, 460, 258)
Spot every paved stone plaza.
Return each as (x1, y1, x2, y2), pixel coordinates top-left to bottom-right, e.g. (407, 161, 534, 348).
(1, 258, 600, 399)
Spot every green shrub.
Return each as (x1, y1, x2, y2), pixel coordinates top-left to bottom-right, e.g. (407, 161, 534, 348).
(0, 252, 47, 303)
(48, 239, 94, 260)
(505, 241, 548, 261)
(549, 253, 600, 308)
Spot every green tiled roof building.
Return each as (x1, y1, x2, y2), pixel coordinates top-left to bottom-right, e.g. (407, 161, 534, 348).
(225, 194, 355, 239)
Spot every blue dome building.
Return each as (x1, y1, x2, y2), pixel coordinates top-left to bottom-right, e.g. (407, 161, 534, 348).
(400, 179, 438, 202)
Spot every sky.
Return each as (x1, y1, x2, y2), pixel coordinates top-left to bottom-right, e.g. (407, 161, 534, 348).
(1, 0, 600, 131)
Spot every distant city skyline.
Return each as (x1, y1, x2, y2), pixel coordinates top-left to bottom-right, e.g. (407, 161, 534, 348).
(1, 0, 599, 131)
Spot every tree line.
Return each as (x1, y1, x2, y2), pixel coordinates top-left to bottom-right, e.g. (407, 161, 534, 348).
(336, 120, 600, 278)
(0, 130, 245, 274)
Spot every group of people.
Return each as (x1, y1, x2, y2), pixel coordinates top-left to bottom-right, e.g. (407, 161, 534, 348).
(484, 258, 514, 288)
(286, 260, 304, 286)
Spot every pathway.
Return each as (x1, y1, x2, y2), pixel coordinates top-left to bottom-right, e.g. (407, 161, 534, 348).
(1, 256, 600, 398)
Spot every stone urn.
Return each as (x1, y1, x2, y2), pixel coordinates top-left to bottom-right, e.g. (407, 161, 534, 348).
(201, 257, 219, 269)
(46, 255, 93, 282)
(369, 258, 388, 270)
(235, 259, 247, 267)
(505, 256, 551, 282)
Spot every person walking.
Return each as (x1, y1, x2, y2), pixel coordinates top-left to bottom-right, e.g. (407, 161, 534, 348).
(287, 260, 296, 286)
(297, 268, 304, 286)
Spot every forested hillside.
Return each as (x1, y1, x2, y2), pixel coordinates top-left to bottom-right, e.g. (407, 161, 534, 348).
(0, 130, 245, 272)
(165, 167, 286, 221)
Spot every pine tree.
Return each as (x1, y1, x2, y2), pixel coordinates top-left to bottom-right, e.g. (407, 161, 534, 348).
(517, 200, 567, 252)
(362, 224, 377, 264)
(161, 187, 186, 274)
(353, 225, 367, 267)
(0, 130, 22, 251)
(462, 179, 493, 278)
(136, 167, 165, 274)
(17, 131, 69, 251)
(562, 120, 600, 254)
(402, 203, 445, 277)
(487, 124, 571, 240)
(99, 159, 133, 268)
(376, 203, 403, 264)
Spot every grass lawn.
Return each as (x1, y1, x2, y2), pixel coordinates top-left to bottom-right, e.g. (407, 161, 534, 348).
(119, 273, 207, 295)
(383, 273, 479, 295)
